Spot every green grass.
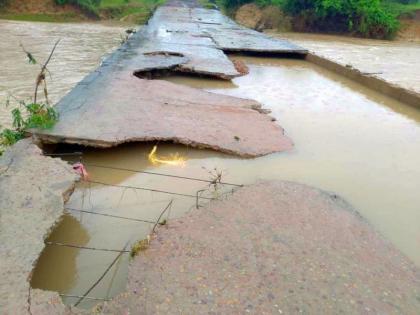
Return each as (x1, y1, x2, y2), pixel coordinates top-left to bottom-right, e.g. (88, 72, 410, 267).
(0, 12, 80, 22)
(382, 1, 420, 17)
(98, 0, 165, 23)
(0, 0, 164, 23)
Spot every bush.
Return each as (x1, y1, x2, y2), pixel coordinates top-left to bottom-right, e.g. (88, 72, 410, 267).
(55, 0, 101, 17)
(223, 0, 400, 39)
(282, 0, 399, 39)
(0, 102, 58, 149)
(0, 0, 8, 8)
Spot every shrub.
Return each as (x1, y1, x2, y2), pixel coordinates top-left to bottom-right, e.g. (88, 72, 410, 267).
(282, 0, 399, 39)
(0, 102, 58, 149)
(0, 0, 8, 8)
(55, 0, 101, 17)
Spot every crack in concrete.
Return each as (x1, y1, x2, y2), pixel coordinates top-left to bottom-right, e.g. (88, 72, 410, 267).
(27, 287, 33, 315)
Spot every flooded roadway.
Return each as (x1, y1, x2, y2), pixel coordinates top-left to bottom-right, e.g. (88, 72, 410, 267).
(274, 32, 420, 94)
(1, 21, 419, 309)
(32, 56, 420, 308)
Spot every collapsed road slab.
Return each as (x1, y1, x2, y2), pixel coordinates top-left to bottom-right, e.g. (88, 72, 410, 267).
(151, 6, 307, 53)
(0, 139, 79, 314)
(100, 181, 420, 314)
(33, 73, 292, 157)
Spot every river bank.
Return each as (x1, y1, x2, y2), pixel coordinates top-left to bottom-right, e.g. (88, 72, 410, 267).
(233, 2, 420, 42)
(1, 0, 420, 313)
(0, 0, 162, 24)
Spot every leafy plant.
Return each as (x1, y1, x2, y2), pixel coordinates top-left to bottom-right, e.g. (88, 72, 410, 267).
(0, 101, 59, 148)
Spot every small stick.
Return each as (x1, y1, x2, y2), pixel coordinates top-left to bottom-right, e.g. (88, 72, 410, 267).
(59, 294, 109, 301)
(196, 189, 205, 209)
(44, 152, 83, 157)
(74, 241, 130, 307)
(34, 39, 60, 103)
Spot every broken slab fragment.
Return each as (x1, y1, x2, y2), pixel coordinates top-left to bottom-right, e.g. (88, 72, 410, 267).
(101, 181, 420, 314)
(33, 73, 292, 157)
(0, 139, 79, 314)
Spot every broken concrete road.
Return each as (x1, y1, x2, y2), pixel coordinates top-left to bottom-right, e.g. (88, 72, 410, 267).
(31, 1, 303, 156)
(34, 74, 293, 157)
(101, 181, 420, 314)
(0, 140, 79, 314)
(144, 5, 307, 76)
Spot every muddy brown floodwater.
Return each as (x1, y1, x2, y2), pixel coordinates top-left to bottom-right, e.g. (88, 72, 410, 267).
(274, 32, 420, 94)
(30, 55, 420, 309)
(0, 20, 126, 127)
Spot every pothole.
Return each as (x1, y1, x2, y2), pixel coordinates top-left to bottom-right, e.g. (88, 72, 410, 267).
(31, 142, 239, 309)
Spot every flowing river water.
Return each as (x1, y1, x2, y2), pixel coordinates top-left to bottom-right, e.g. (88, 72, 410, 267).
(1, 20, 419, 309)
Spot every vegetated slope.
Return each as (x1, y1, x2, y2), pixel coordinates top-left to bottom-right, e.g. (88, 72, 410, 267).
(227, 0, 420, 39)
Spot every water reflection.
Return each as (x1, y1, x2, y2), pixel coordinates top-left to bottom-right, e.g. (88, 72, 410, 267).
(31, 214, 90, 293)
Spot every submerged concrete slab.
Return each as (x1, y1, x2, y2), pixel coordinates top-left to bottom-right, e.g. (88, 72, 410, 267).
(0, 139, 79, 314)
(101, 181, 420, 314)
(34, 73, 292, 157)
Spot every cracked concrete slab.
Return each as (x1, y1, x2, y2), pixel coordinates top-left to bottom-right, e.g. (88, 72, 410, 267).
(100, 181, 420, 314)
(0, 139, 79, 314)
(33, 73, 292, 156)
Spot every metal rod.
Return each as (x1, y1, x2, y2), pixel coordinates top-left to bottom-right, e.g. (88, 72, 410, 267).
(45, 241, 130, 253)
(59, 294, 110, 301)
(152, 200, 173, 233)
(45, 152, 83, 157)
(74, 241, 130, 307)
(84, 163, 243, 187)
(66, 207, 155, 224)
(86, 180, 214, 200)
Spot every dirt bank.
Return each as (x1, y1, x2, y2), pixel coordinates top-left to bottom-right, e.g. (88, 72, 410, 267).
(235, 3, 291, 31)
(0, 0, 158, 23)
(101, 181, 420, 314)
(399, 15, 420, 42)
(4, 0, 78, 14)
(0, 0, 86, 22)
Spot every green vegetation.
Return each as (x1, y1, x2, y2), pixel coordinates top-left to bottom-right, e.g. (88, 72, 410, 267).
(0, 101, 58, 152)
(223, 0, 420, 39)
(0, 12, 80, 22)
(382, 0, 420, 17)
(55, 0, 101, 17)
(98, 0, 165, 23)
(1, 102, 58, 143)
(0, 0, 164, 23)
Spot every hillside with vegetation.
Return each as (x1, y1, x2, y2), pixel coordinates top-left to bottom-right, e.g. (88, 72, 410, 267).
(222, 0, 420, 39)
